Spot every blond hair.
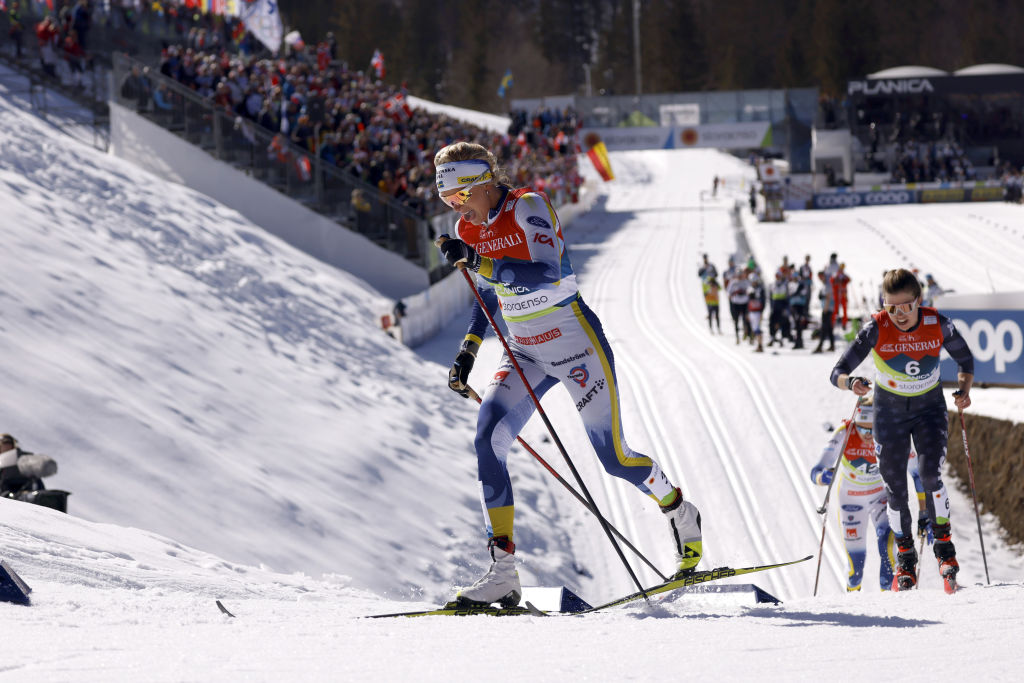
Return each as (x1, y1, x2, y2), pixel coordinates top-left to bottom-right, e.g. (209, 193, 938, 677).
(434, 142, 512, 187)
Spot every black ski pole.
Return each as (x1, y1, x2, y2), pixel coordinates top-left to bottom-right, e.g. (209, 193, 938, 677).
(955, 398, 990, 585)
(442, 242, 650, 601)
(466, 385, 669, 582)
(813, 400, 860, 596)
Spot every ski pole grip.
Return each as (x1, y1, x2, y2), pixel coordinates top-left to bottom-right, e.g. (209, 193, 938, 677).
(435, 234, 470, 270)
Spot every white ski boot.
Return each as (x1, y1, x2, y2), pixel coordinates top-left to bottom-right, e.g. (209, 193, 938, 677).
(662, 489, 703, 577)
(455, 537, 521, 608)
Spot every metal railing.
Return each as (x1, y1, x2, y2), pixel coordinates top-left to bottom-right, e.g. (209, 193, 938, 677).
(111, 53, 446, 282)
(0, 54, 109, 151)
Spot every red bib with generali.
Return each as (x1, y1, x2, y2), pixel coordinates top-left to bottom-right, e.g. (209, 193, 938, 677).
(870, 306, 944, 397)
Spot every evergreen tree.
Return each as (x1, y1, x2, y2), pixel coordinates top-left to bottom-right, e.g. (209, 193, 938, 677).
(593, 1, 635, 95)
(393, 0, 451, 99)
(640, 0, 710, 93)
(810, 0, 879, 96)
(775, 0, 815, 87)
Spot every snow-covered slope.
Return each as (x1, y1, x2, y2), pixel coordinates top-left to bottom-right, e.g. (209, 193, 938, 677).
(0, 89, 576, 602)
(2, 86, 1023, 680)
(3, 494, 1023, 681)
(407, 94, 512, 134)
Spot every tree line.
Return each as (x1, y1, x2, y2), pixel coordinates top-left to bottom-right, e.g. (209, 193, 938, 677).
(278, 0, 1024, 112)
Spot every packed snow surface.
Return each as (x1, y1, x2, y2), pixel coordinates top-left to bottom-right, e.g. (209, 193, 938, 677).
(1, 87, 1022, 680)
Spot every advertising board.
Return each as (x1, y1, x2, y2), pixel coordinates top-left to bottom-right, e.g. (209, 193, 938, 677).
(580, 122, 771, 151)
(937, 293, 1024, 386)
(812, 189, 918, 209)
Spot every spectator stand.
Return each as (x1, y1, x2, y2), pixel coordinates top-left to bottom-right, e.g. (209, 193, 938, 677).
(846, 65, 1024, 182)
(0, 52, 108, 149)
(1000, 163, 1023, 203)
(113, 36, 585, 284)
(113, 52, 443, 280)
(0, 0, 238, 151)
(7, 2, 587, 287)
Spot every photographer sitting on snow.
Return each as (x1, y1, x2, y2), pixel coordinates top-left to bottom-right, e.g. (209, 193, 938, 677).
(0, 433, 66, 511)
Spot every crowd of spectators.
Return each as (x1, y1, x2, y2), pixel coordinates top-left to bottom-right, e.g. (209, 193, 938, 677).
(3, 0, 94, 85)
(889, 139, 976, 184)
(999, 162, 1023, 203)
(138, 26, 582, 219)
(8, 3, 585, 225)
(852, 104, 990, 182)
(150, 40, 582, 218)
(508, 106, 578, 142)
(2, 0, 242, 97)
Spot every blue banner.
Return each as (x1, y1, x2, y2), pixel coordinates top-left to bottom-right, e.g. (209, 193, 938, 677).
(940, 309, 1024, 386)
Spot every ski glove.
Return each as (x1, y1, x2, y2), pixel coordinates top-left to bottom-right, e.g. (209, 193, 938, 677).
(448, 339, 480, 397)
(846, 376, 870, 391)
(439, 237, 482, 272)
(811, 466, 834, 486)
(917, 513, 934, 544)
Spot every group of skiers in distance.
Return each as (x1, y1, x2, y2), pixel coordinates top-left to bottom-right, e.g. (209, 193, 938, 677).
(699, 251, 851, 354)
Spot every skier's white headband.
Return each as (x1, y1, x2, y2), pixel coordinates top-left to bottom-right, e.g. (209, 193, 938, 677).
(435, 160, 493, 194)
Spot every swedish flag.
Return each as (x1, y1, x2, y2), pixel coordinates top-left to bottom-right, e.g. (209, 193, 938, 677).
(497, 69, 514, 98)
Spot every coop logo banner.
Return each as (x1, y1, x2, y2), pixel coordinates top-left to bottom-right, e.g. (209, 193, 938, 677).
(940, 310, 1024, 386)
(864, 190, 913, 205)
(812, 190, 918, 210)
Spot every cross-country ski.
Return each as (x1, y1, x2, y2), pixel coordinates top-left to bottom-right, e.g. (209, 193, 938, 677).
(368, 556, 812, 618)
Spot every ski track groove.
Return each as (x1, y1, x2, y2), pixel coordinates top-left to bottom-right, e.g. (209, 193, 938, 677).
(858, 213, 1024, 294)
(635, 235, 795, 597)
(586, 240, 666, 586)
(667, 218, 849, 591)
(584, 225, 730, 590)
(587, 210, 796, 598)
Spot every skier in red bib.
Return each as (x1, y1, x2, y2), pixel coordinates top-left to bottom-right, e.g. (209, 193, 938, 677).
(434, 142, 703, 608)
(810, 396, 929, 591)
(830, 268, 973, 592)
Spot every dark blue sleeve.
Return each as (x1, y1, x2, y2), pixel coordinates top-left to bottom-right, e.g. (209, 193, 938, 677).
(465, 283, 499, 341)
(830, 319, 879, 387)
(939, 313, 975, 374)
(486, 259, 562, 288)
